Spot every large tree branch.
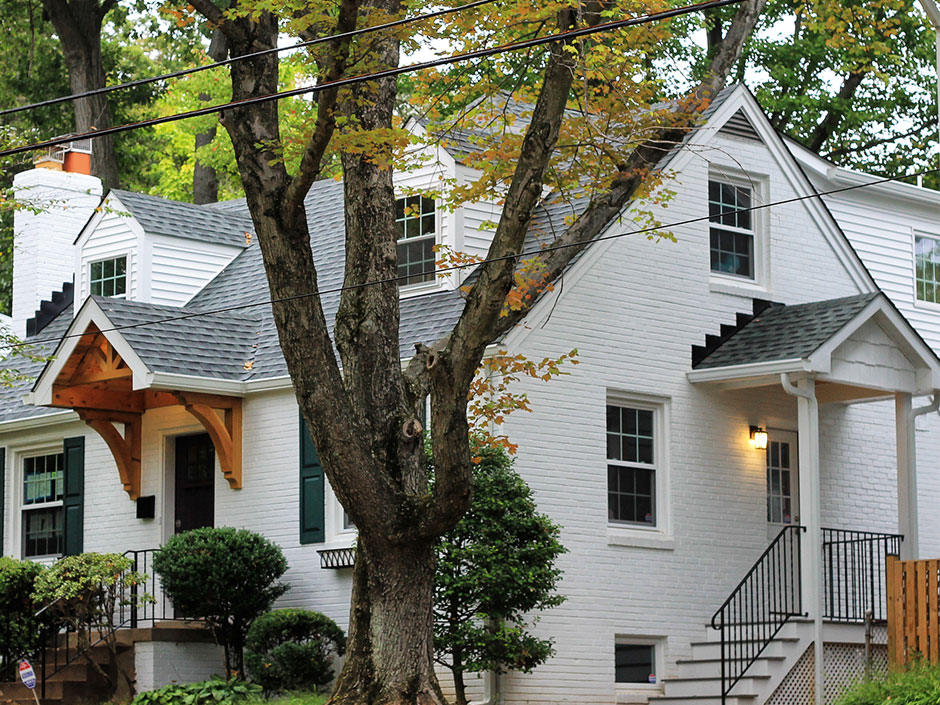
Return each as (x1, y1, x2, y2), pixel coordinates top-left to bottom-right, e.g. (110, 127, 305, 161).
(284, 0, 360, 214)
(808, 70, 865, 153)
(825, 118, 936, 160)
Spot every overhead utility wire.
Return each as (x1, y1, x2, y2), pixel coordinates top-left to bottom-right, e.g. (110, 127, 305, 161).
(0, 0, 745, 159)
(14, 163, 940, 350)
(0, 0, 502, 118)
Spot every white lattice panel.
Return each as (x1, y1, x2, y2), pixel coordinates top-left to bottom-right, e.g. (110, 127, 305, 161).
(765, 642, 888, 705)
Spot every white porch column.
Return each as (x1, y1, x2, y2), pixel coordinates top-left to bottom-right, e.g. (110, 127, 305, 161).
(896, 393, 919, 560)
(782, 374, 823, 705)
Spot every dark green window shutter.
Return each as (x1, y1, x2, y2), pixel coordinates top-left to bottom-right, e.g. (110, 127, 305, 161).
(299, 415, 325, 544)
(63, 436, 85, 556)
(0, 447, 5, 555)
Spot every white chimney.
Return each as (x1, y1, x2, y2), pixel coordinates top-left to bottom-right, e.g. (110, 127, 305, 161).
(12, 143, 102, 337)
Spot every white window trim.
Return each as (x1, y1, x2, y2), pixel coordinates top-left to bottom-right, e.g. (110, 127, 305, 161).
(87, 252, 131, 300)
(14, 442, 65, 561)
(912, 229, 940, 310)
(396, 195, 441, 294)
(614, 635, 665, 697)
(606, 391, 672, 547)
(707, 168, 770, 292)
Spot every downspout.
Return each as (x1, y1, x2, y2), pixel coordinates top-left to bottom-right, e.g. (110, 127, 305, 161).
(780, 373, 823, 705)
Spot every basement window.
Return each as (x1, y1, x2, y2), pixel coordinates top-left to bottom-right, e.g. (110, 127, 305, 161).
(615, 641, 657, 685)
(90, 256, 127, 298)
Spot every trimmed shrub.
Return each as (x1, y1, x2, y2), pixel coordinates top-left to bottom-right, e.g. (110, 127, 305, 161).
(152, 527, 289, 677)
(131, 676, 261, 704)
(0, 557, 47, 680)
(245, 609, 345, 692)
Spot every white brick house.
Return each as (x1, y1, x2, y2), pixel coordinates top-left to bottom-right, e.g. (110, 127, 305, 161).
(2, 85, 940, 704)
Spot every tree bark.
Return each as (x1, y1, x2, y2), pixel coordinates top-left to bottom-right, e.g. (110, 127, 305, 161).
(41, 0, 120, 189)
(193, 30, 228, 204)
(807, 70, 865, 153)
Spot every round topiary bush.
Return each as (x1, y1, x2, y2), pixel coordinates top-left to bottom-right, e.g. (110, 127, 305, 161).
(152, 527, 289, 678)
(245, 608, 346, 692)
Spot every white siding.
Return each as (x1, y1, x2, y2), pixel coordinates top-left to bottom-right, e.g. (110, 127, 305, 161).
(78, 207, 140, 303)
(150, 235, 242, 307)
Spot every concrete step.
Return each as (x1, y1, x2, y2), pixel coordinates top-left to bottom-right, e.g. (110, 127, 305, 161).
(649, 694, 757, 705)
(674, 654, 785, 679)
(690, 636, 800, 661)
(662, 673, 770, 698)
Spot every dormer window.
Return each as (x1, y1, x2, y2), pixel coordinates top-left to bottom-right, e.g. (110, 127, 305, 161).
(915, 232, 940, 304)
(90, 256, 127, 298)
(709, 180, 754, 279)
(396, 196, 436, 286)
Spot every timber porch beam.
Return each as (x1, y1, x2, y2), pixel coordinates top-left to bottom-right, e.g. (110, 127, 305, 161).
(174, 392, 243, 489)
(77, 409, 142, 500)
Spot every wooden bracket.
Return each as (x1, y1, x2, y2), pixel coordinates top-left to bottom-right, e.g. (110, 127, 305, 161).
(175, 392, 242, 489)
(77, 410, 142, 500)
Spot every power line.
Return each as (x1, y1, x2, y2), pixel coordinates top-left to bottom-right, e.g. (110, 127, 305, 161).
(0, 0, 745, 160)
(0, 0, 502, 119)
(13, 163, 940, 351)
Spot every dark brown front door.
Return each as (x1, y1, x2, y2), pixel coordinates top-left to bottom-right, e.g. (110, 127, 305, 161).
(174, 433, 215, 533)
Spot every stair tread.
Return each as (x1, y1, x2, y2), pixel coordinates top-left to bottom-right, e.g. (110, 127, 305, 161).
(665, 674, 771, 684)
(692, 636, 800, 646)
(676, 655, 786, 665)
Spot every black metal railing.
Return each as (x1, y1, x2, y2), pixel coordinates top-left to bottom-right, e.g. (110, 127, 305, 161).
(31, 548, 194, 697)
(318, 547, 356, 569)
(822, 528, 902, 623)
(711, 525, 804, 704)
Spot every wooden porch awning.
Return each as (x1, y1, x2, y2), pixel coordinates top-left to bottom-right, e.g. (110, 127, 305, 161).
(44, 323, 242, 499)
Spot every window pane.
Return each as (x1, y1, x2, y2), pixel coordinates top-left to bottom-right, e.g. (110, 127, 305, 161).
(607, 406, 620, 433)
(915, 234, 940, 303)
(24, 452, 64, 505)
(608, 465, 655, 525)
(615, 644, 654, 684)
(91, 261, 102, 279)
(710, 228, 753, 278)
(23, 507, 64, 558)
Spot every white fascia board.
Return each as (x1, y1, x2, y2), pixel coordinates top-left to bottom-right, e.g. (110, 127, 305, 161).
(146, 372, 245, 396)
(686, 358, 811, 384)
(72, 196, 107, 247)
(0, 410, 79, 433)
(31, 297, 153, 404)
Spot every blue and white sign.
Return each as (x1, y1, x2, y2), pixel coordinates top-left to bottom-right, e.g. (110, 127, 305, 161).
(19, 661, 36, 690)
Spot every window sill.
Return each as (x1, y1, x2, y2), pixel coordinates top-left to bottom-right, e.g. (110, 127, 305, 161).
(398, 279, 444, 299)
(616, 686, 664, 703)
(708, 276, 768, 299)
(607, 527, 675, 550)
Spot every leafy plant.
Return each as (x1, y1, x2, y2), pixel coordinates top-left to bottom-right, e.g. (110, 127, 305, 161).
(833, 660, 940, 705)
(152, 528, 289, 677)
(245, 609, 345, 693)
(432, 441, 567, 705)
(0, 557, 48, 680)
(32, 552, 149, 697)
(131, 676, 262, 705)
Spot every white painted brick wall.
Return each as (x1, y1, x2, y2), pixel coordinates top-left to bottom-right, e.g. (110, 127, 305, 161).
(134, 641, 226, 691)
(12, 168, 102, 335)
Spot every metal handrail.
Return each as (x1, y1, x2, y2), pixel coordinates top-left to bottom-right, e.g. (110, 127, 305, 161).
(710, 525, 804, 704)
(822, 528, 902, 623)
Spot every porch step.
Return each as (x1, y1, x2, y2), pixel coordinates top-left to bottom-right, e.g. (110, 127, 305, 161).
(690, 636, 800, 661)
(673, 655, 785, 679)
(650, 697, 757, 705)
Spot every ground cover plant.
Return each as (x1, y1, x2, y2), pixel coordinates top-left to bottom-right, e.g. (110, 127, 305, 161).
(834, 661, 940, 705)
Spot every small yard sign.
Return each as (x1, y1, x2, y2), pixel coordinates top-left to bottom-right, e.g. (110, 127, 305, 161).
(18, 661, 40, 704)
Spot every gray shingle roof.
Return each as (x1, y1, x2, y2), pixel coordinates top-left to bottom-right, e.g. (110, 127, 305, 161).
(111, 190, 254, 248)
(694, 293, 879, 369)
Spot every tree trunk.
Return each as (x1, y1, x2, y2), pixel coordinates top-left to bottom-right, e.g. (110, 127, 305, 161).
(452, 647, 468, 705)
(41, 0, 120, 189)
(331, 538, 445, 705)
(193, 30, 228, 204)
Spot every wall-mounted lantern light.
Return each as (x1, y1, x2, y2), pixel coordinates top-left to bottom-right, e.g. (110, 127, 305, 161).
(750, 426, 768, 450)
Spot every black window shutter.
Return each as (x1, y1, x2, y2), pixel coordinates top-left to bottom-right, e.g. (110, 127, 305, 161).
(299, 415, 325, 544)
(0, 447, 5, 554)
(63, 436, 85, 556)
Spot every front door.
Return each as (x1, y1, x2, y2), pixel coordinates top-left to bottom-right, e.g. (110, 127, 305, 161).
(174, 433, 215, 533)
(766, 430, 799, 536)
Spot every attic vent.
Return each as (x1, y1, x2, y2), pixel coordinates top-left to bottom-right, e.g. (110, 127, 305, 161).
(719, 110, 760, 142)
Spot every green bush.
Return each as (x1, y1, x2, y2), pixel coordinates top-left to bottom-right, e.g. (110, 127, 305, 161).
(245, 609, 345, 692)
(131, 676, 261, 705)
(0, 557, 48, 680)
(152, 528, 290, 677)
(834, 661, 940, 704)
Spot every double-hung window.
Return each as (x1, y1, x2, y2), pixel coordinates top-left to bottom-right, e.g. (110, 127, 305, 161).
(915, 232, 940, 304)
(90, 256, 127, 298)
(607, 405, 657, 526)
(22, 452, 64, 558)
(708, 180, 754, 279)
(396, 196, 436, 286)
